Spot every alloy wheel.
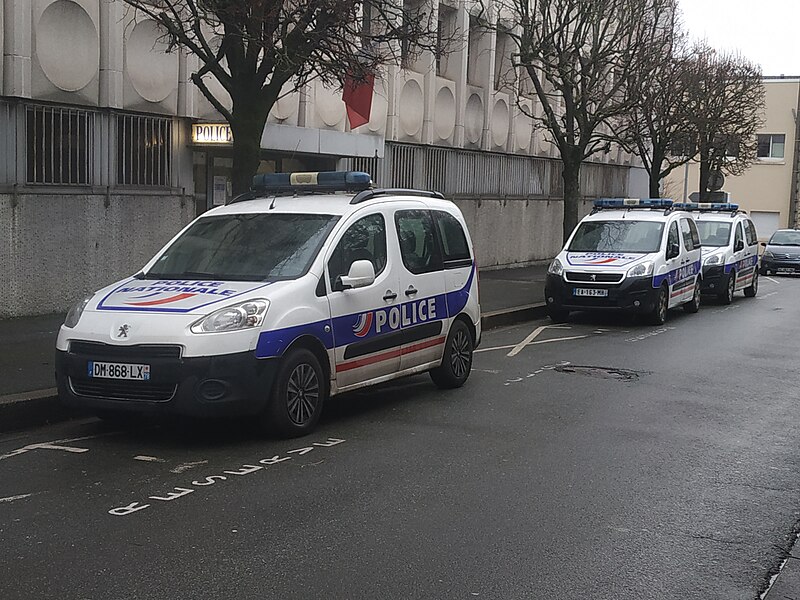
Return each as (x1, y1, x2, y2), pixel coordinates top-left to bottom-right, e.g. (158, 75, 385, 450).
(286, 363, 320, 426)
(450, 329, 472, 379)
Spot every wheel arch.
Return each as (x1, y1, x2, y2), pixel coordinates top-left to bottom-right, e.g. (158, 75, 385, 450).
(453, 312, 477, 346)
(283, 335, 331, 382)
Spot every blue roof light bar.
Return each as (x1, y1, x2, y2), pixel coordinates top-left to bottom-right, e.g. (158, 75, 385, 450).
(251, 171, 372, 193)
(593, 198, 674, 209)
(673, 202, 739, 212)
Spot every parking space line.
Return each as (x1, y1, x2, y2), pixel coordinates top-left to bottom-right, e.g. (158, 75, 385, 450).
(765, 277, 780, 284)
(476, 334, 589, 354)
(0, 493, 33, 503)
(0, 431, 122, 462)
(507, 325, 550, 357)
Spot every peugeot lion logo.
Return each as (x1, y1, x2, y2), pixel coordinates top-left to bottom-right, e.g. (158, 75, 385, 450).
(116, 324, 131, 339)
(590, 274, 597, 282)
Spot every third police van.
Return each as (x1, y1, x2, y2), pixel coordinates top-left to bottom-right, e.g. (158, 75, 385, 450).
(545, 198, 702, 324)
(673, 202, 759, 303)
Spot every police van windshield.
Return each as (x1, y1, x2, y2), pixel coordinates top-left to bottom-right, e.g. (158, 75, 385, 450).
(695, 221, 732, 247)
(568, 221, 664, 253)
(144, 213, 339, 281)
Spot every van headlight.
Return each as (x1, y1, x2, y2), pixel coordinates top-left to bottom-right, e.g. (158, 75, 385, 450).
(548, 258, 564, 276)
(762, 250, 774, 259)
(191, 299, 269, 334)
(626, 261, 654, 278)
(64, 295, 93, 328)
(704, 254, 723, 266)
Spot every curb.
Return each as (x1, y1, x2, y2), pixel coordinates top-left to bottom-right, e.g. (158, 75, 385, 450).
(481, 302, 549, 330)
(1, 305, 550, 434)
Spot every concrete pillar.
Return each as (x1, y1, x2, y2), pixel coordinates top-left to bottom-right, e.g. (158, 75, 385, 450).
(99, 0, 123, 108)
(420, 0, 439, 145)
(3, 0, 31, 97)
(452, 0, 469, 147)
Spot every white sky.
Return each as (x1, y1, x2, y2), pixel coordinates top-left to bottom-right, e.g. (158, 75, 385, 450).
(678, 0, 800, 76)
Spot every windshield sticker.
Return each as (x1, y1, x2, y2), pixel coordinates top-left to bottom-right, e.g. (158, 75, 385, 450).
(97, 280, 273, 313)
(566, 253, 643, 267)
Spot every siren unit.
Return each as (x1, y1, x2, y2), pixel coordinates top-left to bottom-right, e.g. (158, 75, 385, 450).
(228, 171, 373, 204)
(673, 202, 741, 215)
(592, 198, 674, 213)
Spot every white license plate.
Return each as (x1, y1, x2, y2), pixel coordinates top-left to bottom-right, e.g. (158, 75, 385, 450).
(574, 288, 608, 297)
(777, 268, 797, 273)
(88, 361, 151, 380)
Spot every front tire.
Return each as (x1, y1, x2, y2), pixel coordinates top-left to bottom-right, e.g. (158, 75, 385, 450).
(648, 285, 669, 325)
(744, 269, 758, 297)
(684, 278, 701, 313)
(718, 270, 735, 305)
(262, 349, 327, 438)
(430, 319, 473, 389)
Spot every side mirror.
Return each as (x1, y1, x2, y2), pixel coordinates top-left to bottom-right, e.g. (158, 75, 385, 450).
(735, 240, 744, 252)
(760, 241, 767, 247)
(667, 242, 680, 260)
(338, 260, 375, 290)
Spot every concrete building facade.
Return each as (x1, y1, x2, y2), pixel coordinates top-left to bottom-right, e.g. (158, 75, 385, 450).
(0, 0, 642, 318)
(664, 77, 800, 240)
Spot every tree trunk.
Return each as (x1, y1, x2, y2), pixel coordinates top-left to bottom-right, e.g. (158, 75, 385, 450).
(561, 151, 582, 244)
(230, 106, 270, 196)
(649, 150, 664, 199)
(698, 148, 711, 201)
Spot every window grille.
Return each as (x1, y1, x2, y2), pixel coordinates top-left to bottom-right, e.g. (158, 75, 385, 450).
(26, 105, 94, 185)
(117, 114, 172, 186)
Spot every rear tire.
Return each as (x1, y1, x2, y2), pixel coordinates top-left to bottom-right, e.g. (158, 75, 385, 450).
(648, 285, 669, 325)
(430, 320, 473, 389)
(261, 348, 327, 438)
(718, 270, 735, 305)
(744, 269, 758, 297)
(684, 279, 701, 313)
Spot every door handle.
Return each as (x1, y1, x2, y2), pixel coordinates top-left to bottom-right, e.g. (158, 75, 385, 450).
(383, 290, 397, 302)
(404, 286, 418, 297)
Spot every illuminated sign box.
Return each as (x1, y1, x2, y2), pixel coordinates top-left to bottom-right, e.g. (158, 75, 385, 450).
(192, 123, 233, 144)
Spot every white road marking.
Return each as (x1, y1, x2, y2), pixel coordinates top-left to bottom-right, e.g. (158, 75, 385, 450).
(171, 461, 209, 474)
(0, 493, 33, 503)
(0, 431, 122, 462)
(765, 277, 780, 284)
(508, 325, 549, 357)
(134, 455, 165, 463)
(477, 334, 589, 354)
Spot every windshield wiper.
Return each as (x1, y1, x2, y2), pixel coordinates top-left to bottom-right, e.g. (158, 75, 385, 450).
(140, 271, 230, 280)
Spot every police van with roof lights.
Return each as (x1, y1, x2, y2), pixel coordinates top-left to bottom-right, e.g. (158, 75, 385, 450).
(673, 202, 759, 303)
(55, 171, 480, 437)
(544, 198, 703, 324)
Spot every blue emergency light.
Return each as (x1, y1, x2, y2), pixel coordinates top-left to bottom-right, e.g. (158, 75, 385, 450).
(673, 202, 739, 212)
(593, 198, 674, 209)
(251, 170, 372, 193)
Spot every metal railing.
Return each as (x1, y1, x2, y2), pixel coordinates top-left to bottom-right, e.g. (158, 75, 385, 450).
(25, 104, 94, 185)
(117, 114, 172, 187)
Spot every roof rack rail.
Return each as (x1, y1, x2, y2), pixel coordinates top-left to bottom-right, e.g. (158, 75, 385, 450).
(350, 188, 445, 205)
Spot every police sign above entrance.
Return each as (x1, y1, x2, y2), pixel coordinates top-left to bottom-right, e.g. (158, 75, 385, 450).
(192, 123, 233, 144)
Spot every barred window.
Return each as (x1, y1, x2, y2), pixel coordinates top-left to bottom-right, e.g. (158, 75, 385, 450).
(26, 105, 94, 184)
(117, 115, 172, 186)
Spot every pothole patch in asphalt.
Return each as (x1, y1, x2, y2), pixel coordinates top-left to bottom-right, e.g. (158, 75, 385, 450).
(553, 365, 641, 381)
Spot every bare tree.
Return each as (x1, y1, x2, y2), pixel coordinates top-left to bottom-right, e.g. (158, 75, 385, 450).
(685, 45, 764, 200)
(492, 0, 675, 242)
(620, 21, 699, 198)
(118, 0, 439, 194)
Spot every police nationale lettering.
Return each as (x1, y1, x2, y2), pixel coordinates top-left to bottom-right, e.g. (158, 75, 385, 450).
(117, 280, 238, 297)
(375, 298, 437, 334)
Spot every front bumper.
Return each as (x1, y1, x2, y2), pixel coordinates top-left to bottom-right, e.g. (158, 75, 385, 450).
(544, 274, 660, 313)
(700, 265, 726, 293)
(761, 258, 800, 274)
(56, 341, 279, 417)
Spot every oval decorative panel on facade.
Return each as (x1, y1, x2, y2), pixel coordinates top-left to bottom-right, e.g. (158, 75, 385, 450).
(127, 19, 179, 103)
(434, 86, 456, 140)
(36, 0, 99, 92)
(316, 83, 346, 128)
(464, 93, 483, 144)
(398, 79, 424, 137)
(491, 98, 510, 148)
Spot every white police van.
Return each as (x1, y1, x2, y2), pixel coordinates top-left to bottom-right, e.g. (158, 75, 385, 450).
(674, 202, 759, 303)
(545, 198, 702, 324)
(55, 172, 481, 437)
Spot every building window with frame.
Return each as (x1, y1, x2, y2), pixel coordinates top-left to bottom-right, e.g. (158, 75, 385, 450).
(117, 114, 172, 187)
(26, 105, 94, 185)
(757, 134, 785, 159)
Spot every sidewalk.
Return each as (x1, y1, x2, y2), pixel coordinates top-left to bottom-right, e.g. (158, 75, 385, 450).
(0, 264, 548, 429)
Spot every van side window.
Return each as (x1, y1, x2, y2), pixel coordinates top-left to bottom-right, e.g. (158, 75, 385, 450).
(687, 218, 701, 248)
(679, 218, 695, 251)
(395, 210, 444, 274)
(434, 211, 472, 268)
(328, 213, 387, 289)
(734, 222, 744, 249)
(667, 221, 680, 257)
(745, 220, 757, 246)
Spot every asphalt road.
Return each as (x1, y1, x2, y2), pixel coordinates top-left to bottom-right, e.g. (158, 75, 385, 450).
(2, 276, 800, 600)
